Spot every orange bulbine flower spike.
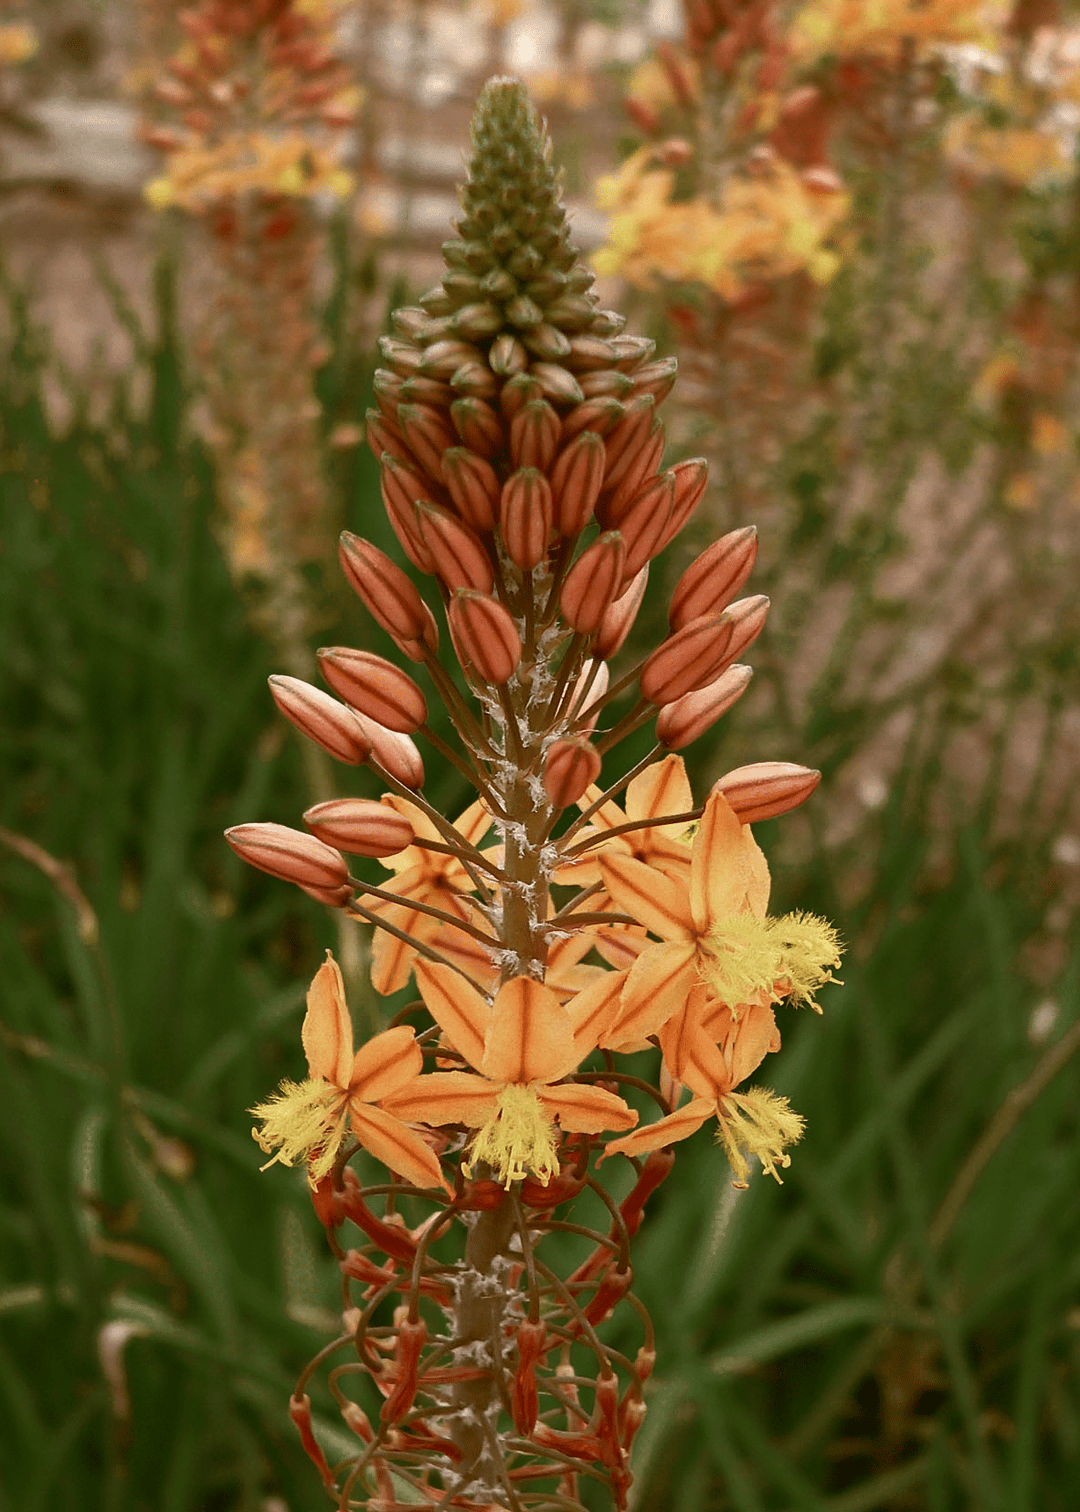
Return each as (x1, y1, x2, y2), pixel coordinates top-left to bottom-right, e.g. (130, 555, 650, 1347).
(382, 962, 635, 1188)
(598, 788, 841, 1050)
(250, 953, 450, 1192)
(363, 797, 493, 994)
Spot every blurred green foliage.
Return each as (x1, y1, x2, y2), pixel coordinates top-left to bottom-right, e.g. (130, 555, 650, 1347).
(1, 241, 1078, 1512)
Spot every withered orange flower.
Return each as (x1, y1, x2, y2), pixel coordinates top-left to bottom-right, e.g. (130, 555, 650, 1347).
(382, 961, 636, 1187)
(251, 953, 449, 1191)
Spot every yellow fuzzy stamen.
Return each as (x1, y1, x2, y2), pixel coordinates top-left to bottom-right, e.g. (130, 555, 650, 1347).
(250, 1077, 349, 1183)
(714, 1086, 806, 1187)
(705, 910, 843, 1011)
(464, 1084, 559, 1189)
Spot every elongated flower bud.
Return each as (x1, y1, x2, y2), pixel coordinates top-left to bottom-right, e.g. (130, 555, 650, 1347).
(381, 456, 435, 572)
(639, 613, 735, 705)
(669, 526, 758, 630)
(615, 472, 675, 583)
(451, 396, 503, 457)
(712, 762, 821, 823)
(720, 594, 770, 663)
(398, 402, 455, 479)
(442, 447, 499, 532)
(416, 501, 495, 592)
(354, 714, 425, 790)
(510, 398, 561, 471)
(225, 822, 349, 890)
(562, 395, 625, 440)
(631, 356, 678, 404)
(655, 664, 753, 749)
(304, 798, 415, 857)
(550, 429, 605, 537)
(338, 534, 436, 649)
(601, 424, 665, 526)
(544, 737, 602, 808)
(268, 676, 371, 764)
(365, 409, 411, 469)
(500, 468, 553, 570)
(594, 565, 648, 661)
(560, 532, 627, 635)
(448, 590, 522, 683)
(654, 457, 708, 553)
(317, 648, 428, 733)
(602, 395, 655, 496)
(568, 659, 610, 733)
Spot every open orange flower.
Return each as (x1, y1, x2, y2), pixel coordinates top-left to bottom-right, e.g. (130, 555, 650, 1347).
(603, 984, 803, 1186)
(382, 961, 636, 1187)
(251, 953, 449, 1191)
(599, 788, 841, 1050)
(366, 797, 493, 994)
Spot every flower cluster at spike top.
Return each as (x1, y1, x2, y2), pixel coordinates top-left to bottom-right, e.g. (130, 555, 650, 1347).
(226, 79, 842, 1512)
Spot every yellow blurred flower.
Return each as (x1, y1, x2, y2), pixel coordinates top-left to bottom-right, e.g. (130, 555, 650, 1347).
(0, 18, 37, 66)
(144, 132, 352, 213)
(789, 0, 1000, 63)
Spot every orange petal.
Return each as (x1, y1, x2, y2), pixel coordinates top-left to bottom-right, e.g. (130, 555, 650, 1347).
(382, 1070, 497, 1127)
(370, 901, 423, 996)
(302, 952, 353, 1086)
(540, 1081, 638, 1133)
(689, 790, 771, 934)
(454, 797, 495, 849)
(600, 1098, 714, 1161)
(625, 753, 692, 826)
(727, 1001, 780, 1088)
(600, 853, 695, 942)
(414, 960, 491, 1071)
(574, 783, 626, 830)
(591, 921, 650, 972)
(348, 1024, 423, 1102)
(349, 1101, 450, 1192)
(657, 987, 735, 1100)
(481, 977, 577, 1085)
(564, 970, 627, 1061)
(601, 941, 696, 1047)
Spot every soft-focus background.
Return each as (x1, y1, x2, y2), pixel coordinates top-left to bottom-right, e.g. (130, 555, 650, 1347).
(2, 2, 1079, 1508)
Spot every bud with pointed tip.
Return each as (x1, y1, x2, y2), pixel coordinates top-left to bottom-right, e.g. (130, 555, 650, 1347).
(601, 424, 665, 525)
(225, 822, 349, 891)
(268, 676, 372, 764)
(654, 457, 708, 553)
(562, 395, 625, 440)
(559, 532, 627, 635)
(354, 714, 425, 790)
(500, 468, 553, 570)
(568, 660, 610, 734)
(416, 501, 495, 593)
(595, 565, 648, 661)
(631, 357, 678, 404)
(510, 398, 561, 472)
(381, 456, 435, 572)
(338, 534, 436, 650)
(442, 447, 499, 532)
(448, 590, 522, 684)
(712, 762, 821, 824)
(655, 665, 753, 749)
(550, 430, 605, 537)
(613, 472, 675, 583)
(721, 594, 770, 662)
(317, 649, 428, 733)
(639, 613, 736, 705)
(544, 737, 602, 809)
(669, 527, 758, 629)
(303, 798, 415, 857)
(601, 395, 655, 496)
(365, 410, 411, 470)
(398, 403, 455, 479)
(450, 397, 503, 457)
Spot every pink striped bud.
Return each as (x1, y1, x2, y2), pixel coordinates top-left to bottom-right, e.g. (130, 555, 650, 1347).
(398, 403, 455, 480)
(442, 447, 499, 533)
(532, 362, 584, 405)
(317, 648, 428, 733)
(655, 665, 753, 749)
(510, 398, 561, 472)
(225, 822, 349, 891)
(418, 338, 482, 379)
(381, 457, 434, 572)
(378, 337, 423, 377)
(303, 798, 415, 857)
(602, 424, 665, 523)
(595, 565, 648, 661)
(559, 532, 627, 635)
(354, 714, 425, 790)
(365, 409, 412, 469)
(654, 457, 708, 553)
(613, 472, 675, 583)
(569, 659, 610, 734)
(712, 762, 821, 824)
(500, 468, 553, 570)
(602, 395, 654, 494)
(372, 368, 405, 420)
(448, 591, 522, 684)
(299, 882, 354, 909)
(721, 594, 769, 662)
(395, 602, 441, 663)
(669, 526, 758, 630)
(338, 534, 436, 650)
(499, 372, 542, 421)
(451, 397, 504, 458)
(639, 613, 736, 705)
(631, 357, 678, 404)
(401, 374, 453, 409)
(544, 738, 602, 809)
(268, 676, 372, 764)
(550, 430, 605, 537)
(416, 501, 494, 593)
(450, 361, 498, 400)
(561, 396, 625, 440)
